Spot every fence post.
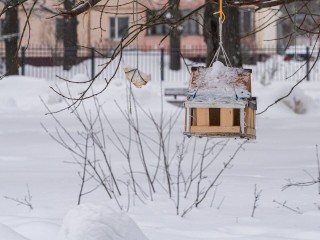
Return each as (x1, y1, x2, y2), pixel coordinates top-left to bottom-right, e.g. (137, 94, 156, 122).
(21, 46, 26, 76)
(306, 46, 310, 81)
(91, 47, 95, 80)
(160, 47, 164, 81)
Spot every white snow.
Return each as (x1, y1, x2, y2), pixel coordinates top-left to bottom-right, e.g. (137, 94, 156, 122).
(56, 204, 149, 240)
(14, 222, 60, 240)
(0, 54, 320, 240)
(189, 61, 251, 102)
(0, 76, 51, 111)
(0, 223, 30, 240)
(285, 45, 315, 55)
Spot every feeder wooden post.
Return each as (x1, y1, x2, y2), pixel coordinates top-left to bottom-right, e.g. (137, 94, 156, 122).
(220, 108, 233, 127)
(240, 108, 245, 133)
(186, 107, 191, 132)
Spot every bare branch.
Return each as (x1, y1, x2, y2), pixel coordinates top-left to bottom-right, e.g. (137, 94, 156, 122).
(4, 185, 33, 210)
(273, 200, 302, 214)
(251, 184, 262, 217)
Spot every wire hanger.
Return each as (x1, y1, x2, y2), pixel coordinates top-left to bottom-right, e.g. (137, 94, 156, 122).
(209, 0, 232, 67)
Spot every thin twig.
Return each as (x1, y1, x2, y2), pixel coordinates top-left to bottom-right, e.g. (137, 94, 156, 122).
(273, 200, 302, 214)
(251, 184, 262, 217)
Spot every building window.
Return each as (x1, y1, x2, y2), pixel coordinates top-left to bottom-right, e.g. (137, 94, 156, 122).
(110, 17, 129, 39)
(146, 10, 169, 36)
(181, 10, 199, 35)
(239, 8, 254, 35)
(147, 24, 168, 35)
(146, 10, 199, 36)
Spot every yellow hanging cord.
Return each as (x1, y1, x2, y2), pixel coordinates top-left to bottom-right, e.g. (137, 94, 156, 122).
(209, 0, 232, 67)
(213, 0, 226, 23)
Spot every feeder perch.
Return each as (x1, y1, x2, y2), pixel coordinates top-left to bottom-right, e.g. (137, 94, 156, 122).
(184, 64, 257, 139)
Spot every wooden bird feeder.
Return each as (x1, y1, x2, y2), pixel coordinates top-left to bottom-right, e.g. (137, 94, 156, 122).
(184, 64, 257, 139)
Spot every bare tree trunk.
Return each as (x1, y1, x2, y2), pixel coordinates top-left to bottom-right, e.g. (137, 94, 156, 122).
(203, 2, 219, 67)
(170, 28, 181, 70)
(63, 0, 78, 70)
(169, 0, 181, 70)
(203, 2, 242, 67)
(3, 6, 19, 75)
(223, 6, 242, 67)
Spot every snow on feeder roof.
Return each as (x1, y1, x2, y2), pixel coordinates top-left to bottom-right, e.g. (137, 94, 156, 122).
(187, 61, 251, 104)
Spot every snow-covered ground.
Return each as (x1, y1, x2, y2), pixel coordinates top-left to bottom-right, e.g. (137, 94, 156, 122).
(0, 57, 320, 240)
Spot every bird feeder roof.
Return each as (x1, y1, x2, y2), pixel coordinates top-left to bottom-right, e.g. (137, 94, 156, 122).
(187, 61, 252, 104)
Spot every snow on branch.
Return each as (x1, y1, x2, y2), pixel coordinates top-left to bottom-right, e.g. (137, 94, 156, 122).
(48, 0, 102, 18)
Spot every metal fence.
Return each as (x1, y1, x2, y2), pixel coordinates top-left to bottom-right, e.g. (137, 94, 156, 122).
(0, 46, 318, 83)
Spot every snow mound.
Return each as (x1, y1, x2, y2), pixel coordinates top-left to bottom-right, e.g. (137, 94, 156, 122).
(47, 91, 63, 105)
(0, 223, 30, 240)
(279, 85, 313, 114)
(56, 204, 149, 240)
(205, 61, 237, 81)
(0, 76, 59, 110)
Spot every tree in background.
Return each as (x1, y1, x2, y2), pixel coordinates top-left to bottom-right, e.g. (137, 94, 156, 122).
(2, 0, 19, 75)
(0, 0, 79, 73)
(218, 5, 241, 67)
(168, 0, 181, 70)
(62, 0, 78, 70)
